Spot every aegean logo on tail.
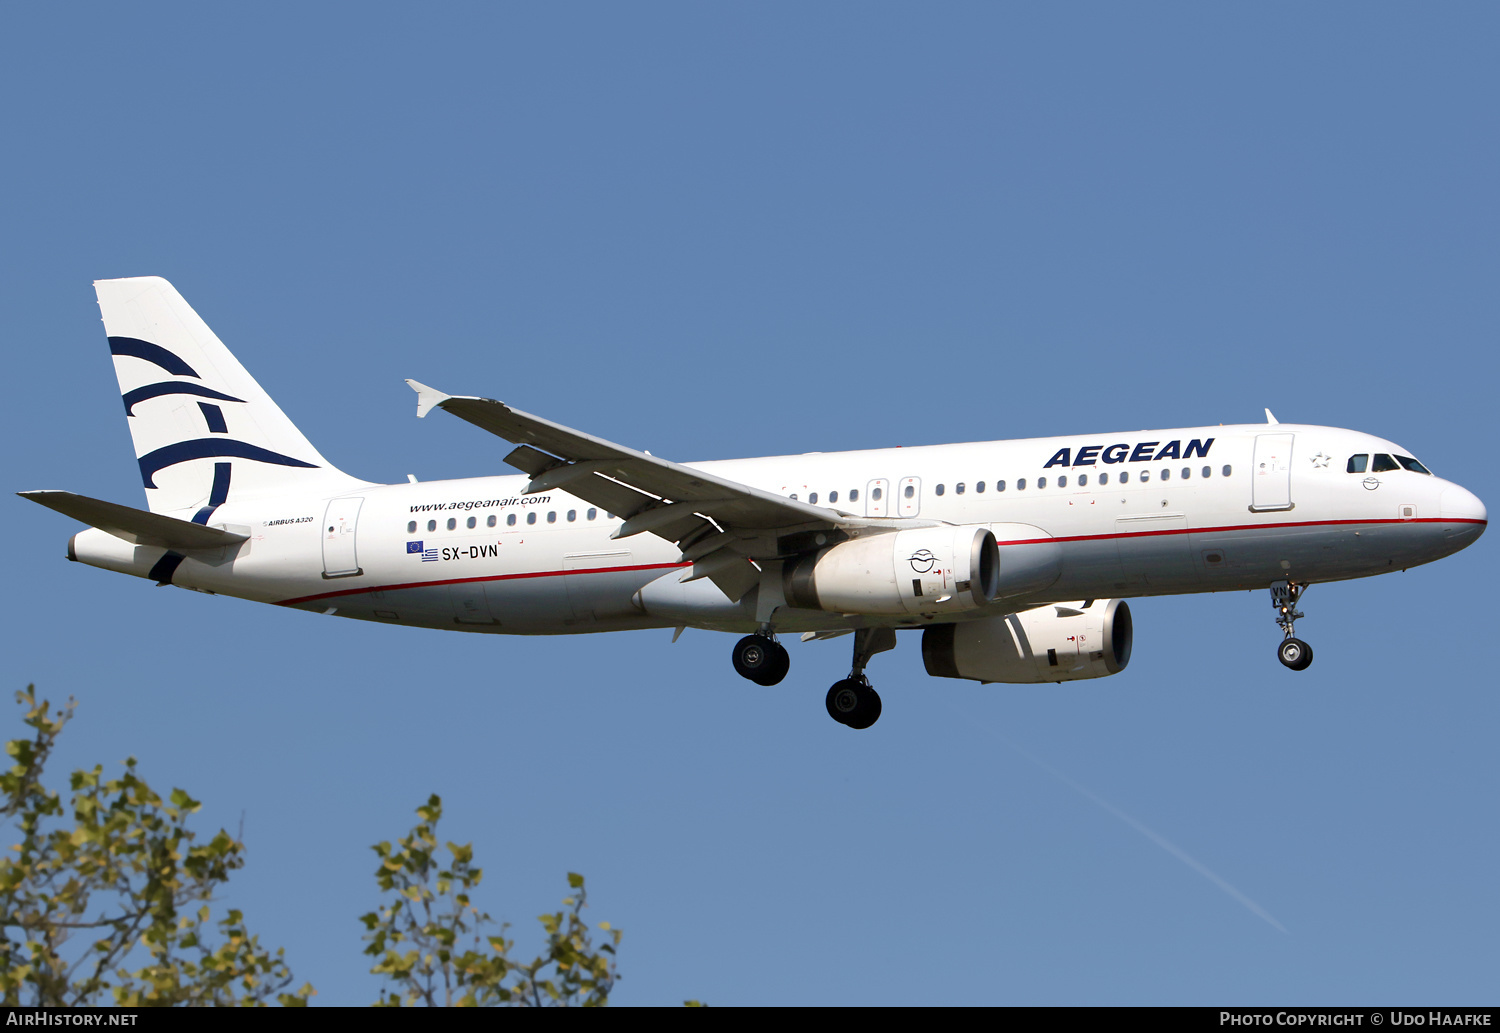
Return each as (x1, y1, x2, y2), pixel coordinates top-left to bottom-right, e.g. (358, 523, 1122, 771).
(113, 336, 321, 492)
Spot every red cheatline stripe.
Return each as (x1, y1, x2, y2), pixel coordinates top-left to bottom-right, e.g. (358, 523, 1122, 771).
(994, 516, 1486, 546)
(277, 515, 1485, 606)
(277, 561, 690, 607)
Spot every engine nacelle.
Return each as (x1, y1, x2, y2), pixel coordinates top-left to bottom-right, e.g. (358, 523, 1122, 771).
(783, 526, 1000, 616)
(921, 599, 1132, 684)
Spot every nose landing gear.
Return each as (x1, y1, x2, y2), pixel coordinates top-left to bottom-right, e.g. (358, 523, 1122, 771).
(1271, 580, 1314, 671)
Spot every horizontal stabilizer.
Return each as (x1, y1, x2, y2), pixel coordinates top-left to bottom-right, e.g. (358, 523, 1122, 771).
(18, 490, 248, 550)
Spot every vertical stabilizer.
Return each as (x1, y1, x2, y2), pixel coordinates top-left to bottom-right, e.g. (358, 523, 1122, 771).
(95, 276, 367, 518)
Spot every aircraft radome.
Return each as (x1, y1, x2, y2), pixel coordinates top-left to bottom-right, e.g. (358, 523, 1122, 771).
(20, 277, 1488, 729)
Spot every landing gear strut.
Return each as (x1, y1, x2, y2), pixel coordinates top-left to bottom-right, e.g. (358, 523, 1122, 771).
(732, 629, 790, 686)
(826, 628, 896, 729)
(1270, 580, 1313, 671)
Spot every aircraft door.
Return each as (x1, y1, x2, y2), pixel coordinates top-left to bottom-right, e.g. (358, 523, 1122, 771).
(1251, 434, 1295, 512)
(322, 497, 364, 578)
(898, 477, 922, 517)
(865, 479, 889, 517)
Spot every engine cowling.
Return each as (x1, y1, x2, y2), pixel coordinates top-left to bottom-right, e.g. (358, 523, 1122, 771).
(921, 599, 1132, 683)
(783, 526, 1000, 616)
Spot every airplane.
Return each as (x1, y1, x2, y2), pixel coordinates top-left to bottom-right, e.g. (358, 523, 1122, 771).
(20, 277, 1488, 730)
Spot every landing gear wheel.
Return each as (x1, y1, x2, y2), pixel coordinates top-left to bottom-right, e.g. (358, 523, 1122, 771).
(732, 635, 789, 686)
(825, 679, 882, 729)
(1277, 637, 1313, 671)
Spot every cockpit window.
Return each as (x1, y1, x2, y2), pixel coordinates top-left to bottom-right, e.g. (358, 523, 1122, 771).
(1347, 454, 1368, 473)
(1395, 455, 1431, 475)
(1372, 454, 1400, 473)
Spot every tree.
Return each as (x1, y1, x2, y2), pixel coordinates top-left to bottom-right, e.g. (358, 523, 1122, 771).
(0, 687, 313, 1006)
(361, 795, 621, 1006)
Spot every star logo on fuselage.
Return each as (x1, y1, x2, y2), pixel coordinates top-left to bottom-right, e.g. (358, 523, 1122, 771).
(1310, 452, 1331, 468)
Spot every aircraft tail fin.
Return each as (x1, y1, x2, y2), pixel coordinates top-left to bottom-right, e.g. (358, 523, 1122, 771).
(95, 277, 367, 518)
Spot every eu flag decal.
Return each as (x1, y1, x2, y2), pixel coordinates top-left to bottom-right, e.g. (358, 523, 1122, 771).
(407, 541, 424, 554)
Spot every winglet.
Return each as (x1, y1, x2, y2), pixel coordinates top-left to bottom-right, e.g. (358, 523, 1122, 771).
(406, 379, 451, 419)
(1264, 408, 1279, 425)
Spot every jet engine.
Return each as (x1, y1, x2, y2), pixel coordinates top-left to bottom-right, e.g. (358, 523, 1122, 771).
(921, 599, 1132, 683)
(783, 526, 1000, 616)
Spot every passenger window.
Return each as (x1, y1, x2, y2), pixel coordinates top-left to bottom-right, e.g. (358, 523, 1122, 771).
(427, 520, 437, 532)
(1056, 476, 1066, 488)
(1396, 455, 1431, 474)
(1181, 467, 1190, 479)
(1037, 477, 1047, 489)
(1099, 473, 1108, 485)
(956, 483, 965, 495)
(904, 485, 915, 499)
(975, 481, 985, 493)
(487, 514, 496, 527)
(587, 508, 597, 520)
(407, 521, 417, 533)
(935, 484, 945, 496)
(872, 487, 882, 501)
(1119, 471, 1129, 484)
(1222, 465, 1232, 477)
(1347, 455, 1368, 473)
(1202, 466, 1211, 478)
(849, 489, 859, 502)
(1017, 479, 1027, 490)
(996, 480, 1006, 492)
(467, 516, 476, 529)
(789, 493, 798, 501)
(547, 511, 557, 523)
(1160, 469, 1169, 481)
(1372, 454, 1399, 473)
(446, 518, 456, 531)
(1140, 470, 1151, 482)
(1078, 474, 1088, 487)
(809, 493, 819, 505)
(526, 512, 536, 525)
(829, 490, 838, 503)
(567, 510, 577, 522)
(507, 513, 517, 526)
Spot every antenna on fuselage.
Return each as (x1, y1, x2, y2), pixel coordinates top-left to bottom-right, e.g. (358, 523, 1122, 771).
(1264, 408, 1280, 425)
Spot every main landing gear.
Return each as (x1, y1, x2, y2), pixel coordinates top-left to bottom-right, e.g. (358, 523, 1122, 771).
(731, 630, 790, 686)
(825, 628, 896, 730)
(1271, 580, 1314, 671)
(729, 624, 896, 730)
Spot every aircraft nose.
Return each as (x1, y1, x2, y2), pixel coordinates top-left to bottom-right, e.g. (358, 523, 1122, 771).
(1441, 484, 1487, 526)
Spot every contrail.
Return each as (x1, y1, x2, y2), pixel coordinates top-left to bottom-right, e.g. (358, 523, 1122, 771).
(985, 724, 1289, 933)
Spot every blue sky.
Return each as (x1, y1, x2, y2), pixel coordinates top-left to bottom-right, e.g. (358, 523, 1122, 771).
(3, 3, 1496, 1005)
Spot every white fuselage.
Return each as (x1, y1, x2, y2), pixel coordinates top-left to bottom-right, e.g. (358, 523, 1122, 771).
(68, 422, 1488, 636)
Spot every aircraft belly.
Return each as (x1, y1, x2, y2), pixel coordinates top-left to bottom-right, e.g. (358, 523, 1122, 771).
(1116, 514, 1196, 589)
(1053, 537, 1128, 594)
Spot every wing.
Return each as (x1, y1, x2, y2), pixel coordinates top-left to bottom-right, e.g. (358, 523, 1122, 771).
(406, 381, 928, 601)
